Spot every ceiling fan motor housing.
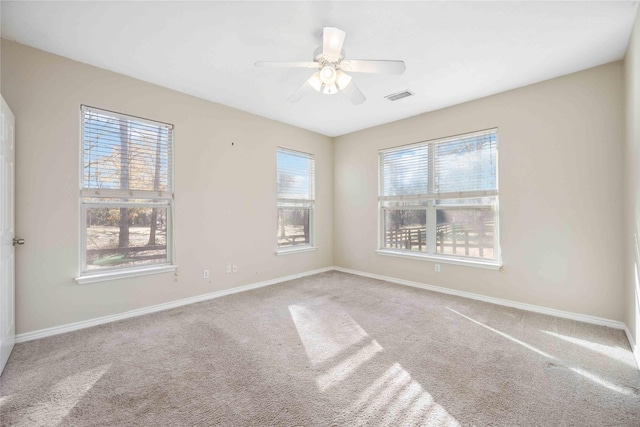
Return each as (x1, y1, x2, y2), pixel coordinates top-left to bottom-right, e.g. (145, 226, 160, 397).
(313, 46, 344, 65)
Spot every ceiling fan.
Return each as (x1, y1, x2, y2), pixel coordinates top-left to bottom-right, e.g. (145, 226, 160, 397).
(255, 27, 406, 105)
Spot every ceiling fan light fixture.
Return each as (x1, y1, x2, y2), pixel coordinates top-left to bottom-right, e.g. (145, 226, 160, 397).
(307, 67, 339, 95)
(319, 65, 337, 85)
(322, 83, 338, 95)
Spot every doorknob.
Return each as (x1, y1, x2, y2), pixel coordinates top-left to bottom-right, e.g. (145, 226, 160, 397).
(12, 238, 24, 246)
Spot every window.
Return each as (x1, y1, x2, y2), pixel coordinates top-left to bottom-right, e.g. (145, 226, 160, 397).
(276, 148, 315, 252)
(379, 129, 500, 266)
(80, 105, 174, 276)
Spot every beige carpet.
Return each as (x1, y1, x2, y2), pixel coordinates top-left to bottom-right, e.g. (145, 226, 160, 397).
(1, 271, 639, 426)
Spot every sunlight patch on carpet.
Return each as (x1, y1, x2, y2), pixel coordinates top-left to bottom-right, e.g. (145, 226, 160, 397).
(541, 330, 636, 367)
(346, 362, 460, 426)
(0, 394, 14, 407)
(290, 302, 460, 424)
(14, 364, 110, 427)
(289, 303, 369, 365)
(448, 307, 637, 396)
(316, 339, 383, 391)
(570, 366, 637, 396)
(447, 307, 554, 359)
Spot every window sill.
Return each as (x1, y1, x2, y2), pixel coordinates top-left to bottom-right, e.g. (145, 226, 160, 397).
(276, 246, 317, 256)
(375, 249, 502, 270)
(75, 264, 178, 285)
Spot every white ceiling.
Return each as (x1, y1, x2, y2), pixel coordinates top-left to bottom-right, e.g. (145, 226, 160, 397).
(1, 1, 638, 137)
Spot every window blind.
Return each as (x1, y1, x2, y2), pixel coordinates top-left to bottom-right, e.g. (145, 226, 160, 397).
(380, 129, 497, 200)
(82, 105, 173, 196)
(380, 145, 429, 197)
(277, 148, 315, 201)
(434, 131, 496, 195)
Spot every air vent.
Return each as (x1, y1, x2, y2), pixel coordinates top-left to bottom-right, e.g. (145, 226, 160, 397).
(385, 90, 413, 101)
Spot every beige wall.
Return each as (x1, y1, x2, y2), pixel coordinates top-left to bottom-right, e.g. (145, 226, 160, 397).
(1, 37, 631, 335)
(624, 10, 640, 349)
(334, 62, 625, 321)
(0, 40, 333, 334)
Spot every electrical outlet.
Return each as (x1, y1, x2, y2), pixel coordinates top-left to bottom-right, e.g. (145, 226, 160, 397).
(203, 269, 209, 279)
(226, 265, 231, 274)
(435, 264, 440, 272)
(232, 265, 238, 273)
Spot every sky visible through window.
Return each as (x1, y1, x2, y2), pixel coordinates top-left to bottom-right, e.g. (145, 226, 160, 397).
(277, 150, 312, 200)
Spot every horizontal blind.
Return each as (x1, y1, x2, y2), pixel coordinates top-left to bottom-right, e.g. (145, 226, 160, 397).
(82, 105, 173, 194)
(379, 129, 497, 200)
(380, 144, 429, 197)
(434, 130, 496, 195)
(277, 148, 315, 201)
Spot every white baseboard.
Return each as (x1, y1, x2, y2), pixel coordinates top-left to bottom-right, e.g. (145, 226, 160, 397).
(15, 266, 334, 343)
(624, 326, 640, 371)
(15, 264, 638, 372)
(333, 266, 627, 330)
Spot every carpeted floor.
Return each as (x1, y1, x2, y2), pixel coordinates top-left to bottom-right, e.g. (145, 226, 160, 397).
(1, 271, 639, 426)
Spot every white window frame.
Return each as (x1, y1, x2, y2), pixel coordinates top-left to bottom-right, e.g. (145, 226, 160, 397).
(377, 129, 501, 269)
(76, 105, 176, 283)
(276, 148, 316, 254)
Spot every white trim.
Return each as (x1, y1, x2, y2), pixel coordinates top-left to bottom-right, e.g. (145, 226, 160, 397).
(17, 266, 333, 343)
(75, 264, 177, 285)
(277, 199, 314, 205)
(276, 246, 318, 255)
(624, 326, 640, 371)
(375, 249, 502, 270)
(379, 190, 498, 202)
(80, 189, 172, 200)
(333, 266, 626, 330)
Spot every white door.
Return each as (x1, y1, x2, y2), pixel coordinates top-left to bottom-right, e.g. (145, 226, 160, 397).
(0, 95, 16, 375)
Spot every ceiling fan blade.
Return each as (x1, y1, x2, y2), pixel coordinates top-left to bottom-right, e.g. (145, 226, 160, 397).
(340, 79, 366, 105)
(255, 61, 319, 69)
(340, 60, 406, 75)
(323, 27, 346, 61)
(288, 76, 317, 103)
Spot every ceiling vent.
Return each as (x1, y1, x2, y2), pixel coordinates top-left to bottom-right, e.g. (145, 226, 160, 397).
(385, 90, 413, 101)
